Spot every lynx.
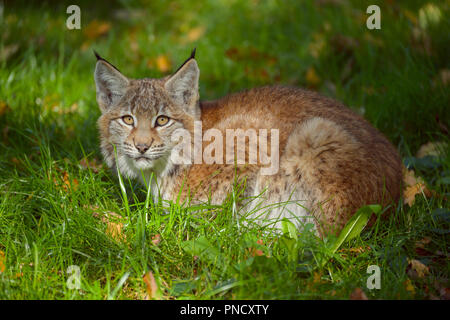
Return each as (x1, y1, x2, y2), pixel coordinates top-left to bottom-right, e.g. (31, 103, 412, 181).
(94, 49, 402, 235)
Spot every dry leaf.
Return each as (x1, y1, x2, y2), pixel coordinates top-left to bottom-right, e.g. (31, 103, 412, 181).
(0, 101, 10, 117)
(143, 271, 162, 300)
(305, 67, 321, 87)
(415, 237, 431, 249)
(53, 169, 78, 192)
(404, 279, 415, 294)
(313, 271, 323, 284)
(404, 183, 431, 206)
(0, 250, 5, 273)
(408, 259, 430, 279)
(186, 26, 205, 42)
(350, 287, 368, 300)
(91, 208, 126, 242)
(155, 55, 172, 73)
(403, 167, 431, 206)
(83, 20, 111, 40)
(416, 141, 447, 158)
(308, 33, 326, 58)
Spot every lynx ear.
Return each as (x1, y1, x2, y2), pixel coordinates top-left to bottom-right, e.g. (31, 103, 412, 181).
(164, 49, 199, 115)
(94, 52, 129, 112)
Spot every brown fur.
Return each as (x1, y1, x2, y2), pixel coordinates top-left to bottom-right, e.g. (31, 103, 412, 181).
(94, 52, 403, 235)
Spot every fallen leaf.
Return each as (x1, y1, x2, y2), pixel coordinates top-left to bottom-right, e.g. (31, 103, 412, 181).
(186, 26, 205, 42)
(408, 259, 430, 279)
(313, 271, 323, 284)
(308, 32, 326, 58)
(305, 67, 321, 87)
(404, 279, 415, 294)
(0, 251, 5, 273)
(143, 271, 162, 300)
(0, 101, 10, 116)
(350, 287, 368, 300)
(416, 141, 447, 158)
(155, 55, 172, 73)
(91, 208, 126, 242)
(404, 183, 431, 206)
(415, 237, 431, 249)
(81, 20, 112, 51)
(402, 167, 431, 206)
(52, 169, 78, 192)
(83, 20, 111, 40)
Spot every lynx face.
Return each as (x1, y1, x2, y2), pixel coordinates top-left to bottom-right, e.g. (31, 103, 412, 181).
(94, 50, 199, 180)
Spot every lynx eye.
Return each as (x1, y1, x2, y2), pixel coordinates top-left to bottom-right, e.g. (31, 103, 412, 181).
(155, 115, 169, 127)
(122, 115, 134, 126)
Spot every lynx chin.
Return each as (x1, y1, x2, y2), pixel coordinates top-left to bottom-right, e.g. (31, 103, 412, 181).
(94, 49, 402, 235)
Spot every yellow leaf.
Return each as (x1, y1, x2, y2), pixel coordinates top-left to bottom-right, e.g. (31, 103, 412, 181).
(416, 141, 447, 158)
(0, 101, 10, 117)
(0, 251, 5, 273)
(403, 182, 430, 206)
(403, 167, 431, 206)
(308, 33, 326, 59)
(83, 20, 111, 40)
(313, 271, 323, 284)
(408, 259, 430, 278)
(404, 279, 415, 294)
(305, 67, 321, 87)
(155, 55, 172, 73)
(186, 26, 205, 42)
(91, 208, 126, 242)
(403, 167, 421, 187)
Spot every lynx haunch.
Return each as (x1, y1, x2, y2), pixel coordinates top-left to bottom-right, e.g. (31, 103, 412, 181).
(94, 49, 402, 235)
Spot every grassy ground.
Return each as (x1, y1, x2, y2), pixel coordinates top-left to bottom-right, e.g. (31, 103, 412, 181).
(0, 0, 449, 299)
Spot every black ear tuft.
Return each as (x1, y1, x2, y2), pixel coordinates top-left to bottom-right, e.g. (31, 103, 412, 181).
(173, 48, 197, 74)
(190, 47, 196, 59)
(93, 50, 122, 73)
(93, 50, 103, 61)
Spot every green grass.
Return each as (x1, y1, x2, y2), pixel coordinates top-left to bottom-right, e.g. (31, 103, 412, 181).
(0, 0, 449, 299)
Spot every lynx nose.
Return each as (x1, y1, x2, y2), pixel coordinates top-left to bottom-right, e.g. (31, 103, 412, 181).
(135, 141, 151, 154)
(135, 143, 150, 154)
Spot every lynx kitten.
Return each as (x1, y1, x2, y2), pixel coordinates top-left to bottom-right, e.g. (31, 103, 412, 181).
(94, 49, 402, 235)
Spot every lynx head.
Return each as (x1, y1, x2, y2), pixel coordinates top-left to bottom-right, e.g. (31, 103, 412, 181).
(94, 49, 199, 180)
